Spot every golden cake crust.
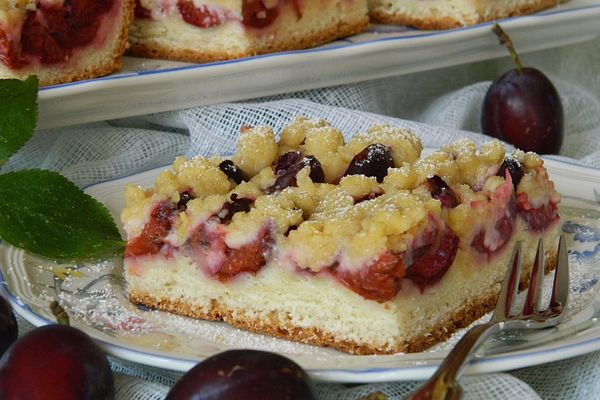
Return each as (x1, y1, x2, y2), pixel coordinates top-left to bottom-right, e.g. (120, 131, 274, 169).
(128, 252, 556, 355)
(128, 289, 497, 354)
(128, 16, 368, 63)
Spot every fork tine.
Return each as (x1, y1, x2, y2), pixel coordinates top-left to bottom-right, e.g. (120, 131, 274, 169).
(406, 237, 569, 400)
(492, 241, 522, 322)
(523, 239, 545, 316)
(549, 235, 569, 313)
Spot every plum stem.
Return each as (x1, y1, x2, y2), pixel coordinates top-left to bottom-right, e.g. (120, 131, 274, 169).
(492, 24, 523, 73)
(50, 301, 70, 326)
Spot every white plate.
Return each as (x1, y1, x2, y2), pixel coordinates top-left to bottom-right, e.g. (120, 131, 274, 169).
(37, 0, 600, 130)
(2, 157, 600, 382)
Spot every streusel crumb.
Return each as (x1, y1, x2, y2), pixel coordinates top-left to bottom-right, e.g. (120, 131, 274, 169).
(123, 115, 556, 274)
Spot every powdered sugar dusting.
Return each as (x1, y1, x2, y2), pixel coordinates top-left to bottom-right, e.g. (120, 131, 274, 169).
(52, 258, 334, 360)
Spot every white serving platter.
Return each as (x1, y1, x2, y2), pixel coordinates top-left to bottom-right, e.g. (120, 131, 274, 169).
(37, 0, 600, 129)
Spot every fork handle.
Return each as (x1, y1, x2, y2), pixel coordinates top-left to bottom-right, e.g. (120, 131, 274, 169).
(405, 321, 502, 400)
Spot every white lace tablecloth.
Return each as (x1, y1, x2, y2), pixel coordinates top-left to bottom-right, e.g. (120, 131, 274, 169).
(5, 35, 600, 400)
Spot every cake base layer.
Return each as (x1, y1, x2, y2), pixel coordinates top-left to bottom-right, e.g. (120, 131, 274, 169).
(127, 224, 559, 355)
(368, 0, 562, 29)
(0, 0, 134, 86)
(128, 0, 368, 63)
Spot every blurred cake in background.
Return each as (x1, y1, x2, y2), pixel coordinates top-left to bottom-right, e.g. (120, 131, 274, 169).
(128, 0, 369, 63)
(369, 0, 564, 29)
(0, 0, 134, 86)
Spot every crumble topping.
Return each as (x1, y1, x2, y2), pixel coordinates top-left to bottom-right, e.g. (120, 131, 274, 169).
(288, 188, 440, 271)
(122, 115, 559, 278)
(286, 118, 346, 181)
(122, 186, 169, 239)
(342, 123, 423, 166)
(233, 125, 279, 177)
(156, 156, 232, 200)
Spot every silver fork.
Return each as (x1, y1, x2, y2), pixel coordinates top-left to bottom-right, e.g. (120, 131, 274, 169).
(405, 236, 569, 400)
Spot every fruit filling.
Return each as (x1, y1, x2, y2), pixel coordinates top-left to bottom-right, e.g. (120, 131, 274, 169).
(186, 222, 273, 281)
(135, 0, 302, 30)
(122, 117, 561, 303)
(470, 173, 516, 256)
(267, 152, 325, 194)
(0, 0, 118, 69)
(517, 193, 559, 232)
(426, 175, 459, 208)
(343, 143, 394, 183)
(178, 0, 238, 28)
(338, 219, 459, 301)
(338, 252, 405, 303)
(406, 225, 459, 291)
(124, 202, 174, 258)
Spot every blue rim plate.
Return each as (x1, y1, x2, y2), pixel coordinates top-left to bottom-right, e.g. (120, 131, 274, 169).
(37, 1, 600, 129)
(2, 157, 600, 382)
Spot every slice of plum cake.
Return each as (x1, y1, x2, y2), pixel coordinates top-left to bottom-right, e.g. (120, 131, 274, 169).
(121, 116, 561, 354)
(0, 0, 134, 86)
(128, 0, 368, 63)
(368, 0, 563, 30)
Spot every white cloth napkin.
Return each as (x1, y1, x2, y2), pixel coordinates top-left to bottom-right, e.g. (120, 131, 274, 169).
(5, 35, 600, 400)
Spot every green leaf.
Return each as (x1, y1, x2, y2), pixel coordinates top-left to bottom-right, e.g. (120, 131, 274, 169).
(0, 169, 125, 260)
(0, 76, 39, 165)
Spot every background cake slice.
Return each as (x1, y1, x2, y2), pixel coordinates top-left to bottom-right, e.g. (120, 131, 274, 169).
(0, 0, 134, 86)
(121, 116, 561, 354)
(369, 0, 564, 29)
(128, 0, 369, 63)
